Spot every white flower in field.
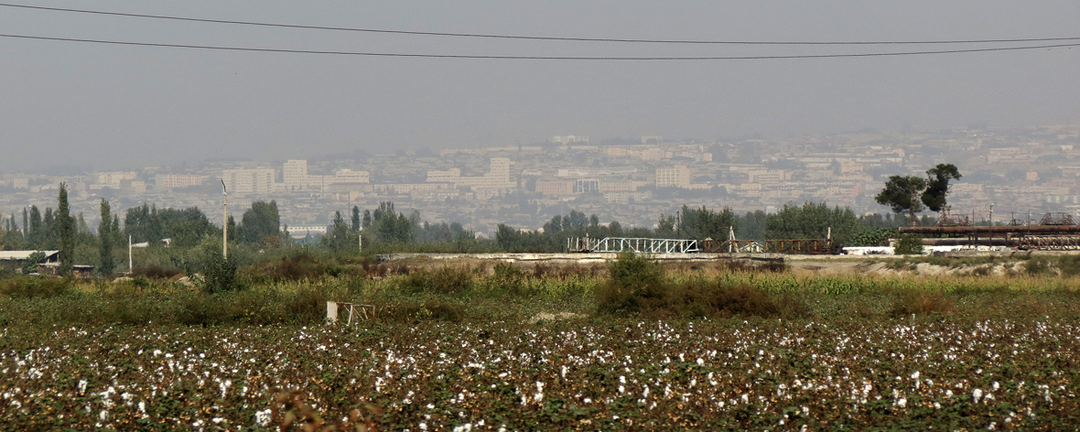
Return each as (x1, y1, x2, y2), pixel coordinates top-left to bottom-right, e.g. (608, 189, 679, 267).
(973, 388, 983, 403)
(934, 402, 941, 409)
(212, 418, 224, 424)
(255, 409, 272, 427)
(946, 390, 953, 398)
(993, 381, 1000, 391)
(897, 398, 907, 408)
(690, 379, 696, 388)
(619, 375, 626, 384)
(583, 397, 592, 403)
(643, 385, 650, 399)
(419, 422, 428, 431)
(911, 371, 920, 380)
(561, 365, 568, 379)
(99, 410, 108, 421)
(77, 380, 87, 395)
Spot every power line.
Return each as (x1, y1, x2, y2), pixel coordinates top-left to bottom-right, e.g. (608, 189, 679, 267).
(1, 33, 1076, 60)
(1, 2, 1078, 46)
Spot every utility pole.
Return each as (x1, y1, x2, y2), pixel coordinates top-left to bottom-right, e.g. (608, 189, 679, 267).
(989, 203, 994, 227)
(221, 180, 228, 259)
(128, 235, 133, 273)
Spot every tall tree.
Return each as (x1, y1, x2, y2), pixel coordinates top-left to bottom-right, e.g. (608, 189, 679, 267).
(238, 200, 281, 246)
(764, 202, 859, 244)
(57, 183, 73, 276)
(875, 175, 927, 226)
(921, 164, 962, 213)
(351, 206, 361, 232)
(99, 199, 115, 276)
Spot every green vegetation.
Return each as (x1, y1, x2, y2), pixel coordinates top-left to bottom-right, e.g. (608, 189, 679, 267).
(2, 252, 1080, 429)
(894, 233, 924, 255)
(876, 163, 961, 226)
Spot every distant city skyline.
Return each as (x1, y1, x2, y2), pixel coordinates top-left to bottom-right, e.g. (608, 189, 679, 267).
(1, 1, 1078, 172)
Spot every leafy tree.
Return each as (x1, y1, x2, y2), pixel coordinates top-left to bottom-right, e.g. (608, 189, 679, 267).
(351, 206, 361, 232)
(921, 164, 962, 213)
(99, 199, 115, 276)
(22, 251, 46, 274)
(322, 211, 354, 252)
(764, 202, 859, 244)
(238, 200, 281, 246)
(370, 202, 412, 243)
(677, 205, 738, 240)
(57, 183, 73, 276)
(875, 175, 927, 226)
(739, 210, 768, 239)
(125, 204, 218, 247)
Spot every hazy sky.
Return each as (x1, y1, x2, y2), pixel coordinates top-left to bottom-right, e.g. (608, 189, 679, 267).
(1, 1, 1078, 172)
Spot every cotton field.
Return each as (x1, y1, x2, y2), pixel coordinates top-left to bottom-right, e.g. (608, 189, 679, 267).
(2, 318, 1078, 430)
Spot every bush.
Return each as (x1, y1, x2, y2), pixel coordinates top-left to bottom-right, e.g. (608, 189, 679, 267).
(133, 265, 182, 280)
(894, 234, 924, 255)
(1056, 255, 1080, 277)
(0, 277, 71, 299)
(203, 253, 238, 294)
(398, 267, 475, 295)
(889, 290, 955, 316)
(1025, 257, 1053, 276)
(597, 252, 666, 315)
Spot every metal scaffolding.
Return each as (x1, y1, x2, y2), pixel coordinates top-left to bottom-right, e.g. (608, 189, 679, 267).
(567, 237, 699, 254)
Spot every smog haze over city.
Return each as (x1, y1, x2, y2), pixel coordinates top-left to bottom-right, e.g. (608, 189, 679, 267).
(0, 1, 1077, 172)
(1, 1, 1079, 234)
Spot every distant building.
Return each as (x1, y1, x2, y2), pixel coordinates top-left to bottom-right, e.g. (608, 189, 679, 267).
(656, 165, 691, 188)
(550, 135, 590, 145)
(154, 174, 204, 189)
(222, 168, 275, 194)
(426, 158, 514, 190)
(283, 160, 308, 189)
(535, 180, 574, 196)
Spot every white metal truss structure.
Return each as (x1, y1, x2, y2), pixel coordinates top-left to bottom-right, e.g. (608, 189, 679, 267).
(567, 237, 699, 254)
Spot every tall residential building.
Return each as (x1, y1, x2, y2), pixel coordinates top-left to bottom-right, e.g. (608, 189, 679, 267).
(154, 174, 204, 189)
(222, 168, 275, 194)
(283, 160, 308, 189)
(426, 158, 513, 189)
(656, 165, 691, 189)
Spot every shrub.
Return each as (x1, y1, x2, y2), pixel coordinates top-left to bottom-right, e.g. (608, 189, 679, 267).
(1056, 255, 1080, 277)
(1024, 257, 1053, 276)
(893, 234, 924, 255)
(487, 262, 528, 295)
(133, 264, 182, 280)
(597, 252, 666, 315)
(889, 290, 955, 316)
(0, 277, 71, 299)
(203, 253, 239, 294)
(399, 267, 475, 295)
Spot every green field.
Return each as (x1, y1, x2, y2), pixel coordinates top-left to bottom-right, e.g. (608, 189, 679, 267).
(1, 254, 1079, 430)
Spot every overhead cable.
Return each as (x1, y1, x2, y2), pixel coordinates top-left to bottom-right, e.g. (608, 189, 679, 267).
(1, 33, 1076, 60)
(1, 2, 1078, 46)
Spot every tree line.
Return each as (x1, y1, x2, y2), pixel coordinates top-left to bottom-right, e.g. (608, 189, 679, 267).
(0, 163, 963, 276)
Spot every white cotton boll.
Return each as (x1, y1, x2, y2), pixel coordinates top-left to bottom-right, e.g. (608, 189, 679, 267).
(973, 388, 983, 403)
(255, 409, 272, 427)
(897, 398, 907, 408)
(993, 382, 1000, 391)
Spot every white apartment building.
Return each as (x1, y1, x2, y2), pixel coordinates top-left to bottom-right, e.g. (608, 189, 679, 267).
(655, 165, 691, 188)
(222, 168, 275, 194)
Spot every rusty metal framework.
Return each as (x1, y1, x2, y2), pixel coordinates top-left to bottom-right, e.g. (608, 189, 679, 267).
(707, 239, 838, 254)
(567, 237, 699, 254)
(1017, 236, 1080, 251)
(1040, 212, 1075, 226)
(567, 236, 838, 254)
